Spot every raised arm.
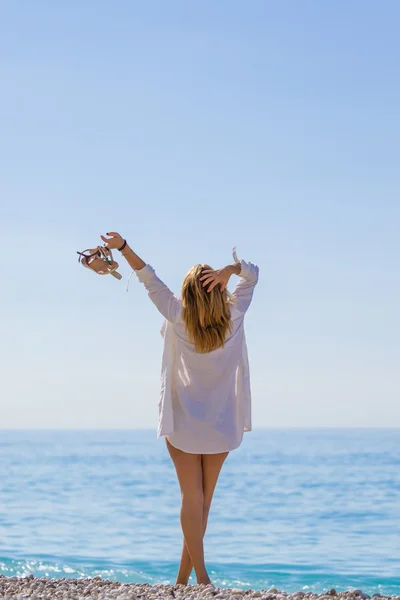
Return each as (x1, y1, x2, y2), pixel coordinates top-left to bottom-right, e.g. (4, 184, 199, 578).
(133, 264, 181, 323)
(231, 258, 259, 314)
(200, 248, 259, 315)
(100, 233, 180, 322)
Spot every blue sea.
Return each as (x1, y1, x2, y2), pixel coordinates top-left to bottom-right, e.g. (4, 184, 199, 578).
(1, 429, 399, 595)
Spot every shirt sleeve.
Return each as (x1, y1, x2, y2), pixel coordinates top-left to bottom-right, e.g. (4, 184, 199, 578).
(135, 264, 181, 323)
(231, 258, 259, 315)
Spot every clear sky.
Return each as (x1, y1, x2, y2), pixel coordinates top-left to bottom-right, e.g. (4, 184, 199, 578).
(1, 1, 399, 429)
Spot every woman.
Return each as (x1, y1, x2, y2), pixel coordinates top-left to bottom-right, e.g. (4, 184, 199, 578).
(100, 232, 259, 587)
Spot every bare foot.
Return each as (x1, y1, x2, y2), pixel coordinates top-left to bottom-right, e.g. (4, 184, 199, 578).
(197, 577, 212, 586)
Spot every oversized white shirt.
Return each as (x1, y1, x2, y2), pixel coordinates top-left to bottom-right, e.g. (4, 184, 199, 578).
(134, 252, 259, 454)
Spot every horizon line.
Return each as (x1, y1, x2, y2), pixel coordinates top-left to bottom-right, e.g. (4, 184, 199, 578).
(1, 426, 399, 431)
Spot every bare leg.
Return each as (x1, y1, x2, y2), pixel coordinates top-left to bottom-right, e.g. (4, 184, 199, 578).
(175, 450, 229, 585)
(166, 439, 210, 585)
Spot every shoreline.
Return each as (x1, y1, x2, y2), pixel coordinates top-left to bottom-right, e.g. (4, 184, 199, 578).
(0, 576, 398, 600)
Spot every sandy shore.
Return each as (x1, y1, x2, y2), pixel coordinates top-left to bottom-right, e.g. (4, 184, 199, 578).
(0, 576, 398, 600)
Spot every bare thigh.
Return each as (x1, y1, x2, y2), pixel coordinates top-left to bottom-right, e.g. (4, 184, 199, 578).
(165, 439, 229, 508)
(166, 439, 203, 501)
(201, 451, 229, 511)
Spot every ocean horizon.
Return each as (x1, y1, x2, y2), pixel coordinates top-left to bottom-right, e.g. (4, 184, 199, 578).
(1, 428, 399, 594)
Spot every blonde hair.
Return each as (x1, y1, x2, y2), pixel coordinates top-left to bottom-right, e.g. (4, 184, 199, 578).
(181, 264, 232, 353)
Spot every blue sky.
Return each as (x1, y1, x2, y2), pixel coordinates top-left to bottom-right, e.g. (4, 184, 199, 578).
(1, 1, 399, 428)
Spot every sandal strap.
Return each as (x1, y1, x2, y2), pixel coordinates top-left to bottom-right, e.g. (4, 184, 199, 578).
(77, 246, 119, 277)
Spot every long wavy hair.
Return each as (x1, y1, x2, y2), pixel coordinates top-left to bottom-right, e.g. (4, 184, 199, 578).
(181, 264, 233, 353)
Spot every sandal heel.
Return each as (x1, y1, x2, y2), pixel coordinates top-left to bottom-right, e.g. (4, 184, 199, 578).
(110, 271, 122, 280)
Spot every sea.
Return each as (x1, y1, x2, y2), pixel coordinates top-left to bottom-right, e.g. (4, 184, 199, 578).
(1, 429, 399, 595)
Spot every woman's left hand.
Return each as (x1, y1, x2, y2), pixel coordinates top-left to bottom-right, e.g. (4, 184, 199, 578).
(200, 266, 232, 292)
(100, 232, 125, 250)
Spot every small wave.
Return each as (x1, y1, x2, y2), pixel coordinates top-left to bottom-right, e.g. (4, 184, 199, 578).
(1, 556, 400, 596)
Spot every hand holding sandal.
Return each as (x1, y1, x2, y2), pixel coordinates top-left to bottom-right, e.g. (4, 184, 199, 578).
(77, 230, 128, 281)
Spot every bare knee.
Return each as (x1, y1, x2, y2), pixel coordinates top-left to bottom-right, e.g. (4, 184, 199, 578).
(181, 489, 204, 508)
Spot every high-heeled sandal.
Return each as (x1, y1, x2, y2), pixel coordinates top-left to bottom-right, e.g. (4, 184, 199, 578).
(76, 246, 122, 280)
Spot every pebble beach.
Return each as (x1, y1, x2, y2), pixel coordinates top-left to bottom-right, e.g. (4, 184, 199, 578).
(0, 577, 398, 600)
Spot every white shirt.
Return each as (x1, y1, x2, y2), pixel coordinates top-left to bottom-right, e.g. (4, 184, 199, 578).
(135, 252, 259, 454)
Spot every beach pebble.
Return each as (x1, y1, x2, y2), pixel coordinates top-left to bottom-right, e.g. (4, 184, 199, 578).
(0, 578, 394, 600)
